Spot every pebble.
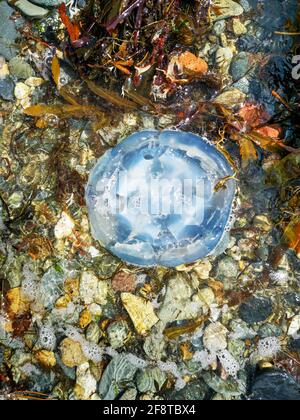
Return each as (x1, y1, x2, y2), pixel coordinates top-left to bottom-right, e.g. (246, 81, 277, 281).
(29, 0, 63, 5)
(232, 18, 247, 36)
(0, 77, 15, 100)
(213, 20, 226, 37)
(60, 338, 87, 368)
(54, 212, 75, 239)
(25, 77, 44, 87)
(211, 0, 244, 22)
(239, 296, 273, 325)
(14, 82, 31, 100)
(214, 88, 246, 108)
(193, 259, 212, 280)
(111, 271, 136, 293)
(75, 363, 97, 400)
(288, 315, 300, 337)
(35, 350, 56, 368)
(230, 52, 253, 82)
(217, 257, 239, 280)
(80, 271, 108, 306)
(198, 288, 215, 307)
(121, 293, 159, 335)
(250, 369, 300, 400)
(9, 57, 34, 80)
(253, 214, 273, 233)
(0, 3, 21, 59)
(14, 0, 49, 18)
(215, 47, 234, 74)
(107, 320, 131, 349)
(203, 322, 228, 352)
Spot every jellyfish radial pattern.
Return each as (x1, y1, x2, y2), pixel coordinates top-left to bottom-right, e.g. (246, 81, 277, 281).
(86, 130, 236, 267)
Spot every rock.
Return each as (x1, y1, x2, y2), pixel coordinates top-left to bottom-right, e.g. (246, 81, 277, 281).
(112, 271, 136, 293)
(167, 380, 209, 400)
(85, 322, 101, 344)
(99, 354, 137, 400)
(193, 259, 212, 280)
(177, 51, 208, 76)
(233, 77, 250, 94)
(230, 52, 252, 82)
(229, 320, 256, 340)
(203, 322, 228, 352)
(40, 266, 65, 309)
(0, 3, 21, 59)
(60, 338, 87, 368)
(80, 271, 109, 306)
(0, 58, 9, 79)
(121, 293, 159, 335)
(119, 388, 138, 400)
(253, 214, 273, 232)
(14, 0, 49, 18)
(158, 274, 195, 323)
(232, 18, 247, 36)
(250, 369, 300, 401)
(25, 77, 44, 87)
(14, 82, 31, 100)
(0, 77, 15, 100)
(217, 256, 239, 280)
(136, 367, 167, 393)
(213, 20, 226, 36)
(198, 287, 215, 307)
(35, 350, 56, 368)
(211, 0, 244, 22)
(214, 88, 246, 108)
(143, 323, 166, 360)
(288, 315, 300, 337)
(203, 372, 243, 397)
(54, 212, 75, 239)
(75, 363, 97, 400)
(239, 296, 273, 325)
(285, 292, 300, 307)
(6, 287, 30, 317)
(258, 323, 282, 338)
(215, 47, 234, 74)
(79, 308, 92, 329)
(9, 57, 34, 79)
(29, 0, 63, 5)
(107, 320, 131, 349)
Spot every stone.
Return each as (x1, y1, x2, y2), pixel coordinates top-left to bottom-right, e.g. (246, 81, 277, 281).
(239, 296, 273, 325)
(107, 320, 130, 349)
(250, 369, 300, 401)
(232, 18, 247, 36)
(121, 293, 159, 335)
(197, 287, 215, 307)
(99, 354, 138, 400)
(14, 0, 49, 18)
(29, 0, 63, 5)
(213, 20, 226, 37)
(9, 57, 35, 79)
(253, 214, 273, 232)
(85, 322, 101, 344)
(158, 274, 196, 323)
(60, 338, 87, 368)
(54, 212, 75, 239)
(211, 0, 244, 22)
(214, 89, 246, 108)
(14, 82, 31, 100)
(80, 271, 109, 305)
(86, 130, 236, 267)
(35, 350, 56, 368)
(215, 47, 234, 74)
(230, 52, 253, 82)
(176, 51, 208, 76)
(136, 367, 167, 393)
(40, 266, 65, 309)
(75, 363, 97, 400)
(203, 372, 243, 397)
(203, 322, 228, 352)
(288, 315, 300, 337)
(217, 256, 239, 280)
(79, 308, 92, 329)
(193, 259, 213, 280)
(111, 271, 136, 293)
(0, 3, 21, 60)
(0, 77, 15, 100)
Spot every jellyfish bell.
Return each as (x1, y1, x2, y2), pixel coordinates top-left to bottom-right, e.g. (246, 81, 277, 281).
(86, 130, 236, 267)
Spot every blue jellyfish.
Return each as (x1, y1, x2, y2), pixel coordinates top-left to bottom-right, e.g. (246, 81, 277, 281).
(86, 130, 236, 267)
